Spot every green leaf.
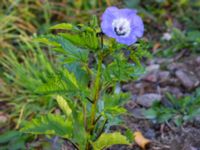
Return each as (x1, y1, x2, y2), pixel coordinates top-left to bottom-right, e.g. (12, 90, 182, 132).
(130, 52, 141, 67)
(36, 67, 81, 95)
(186, 108, 200, 121)
(92, 132, 130, 150)
(104, 53, 138, 82)
(64, 69, 79, 89)
(125, 129, 134, 143)
(0, 131, 20, 144)
(144, 109, 157, 120)
(104, 106, 127, 116)
(21, 114, 73, 138)
(187, 30, 200, 42)
(103, 93, 130, 107)
(60, 33, 86, 48)
(47, 35, 89, 63)
(72, 110, 88, 150)
(0, 131, 27, 150)
(34, 37, 60, 47)
(158, 110, 173, 123)
(56, 95, 72, 117)
(100, 93, 130, 122)
(49, 23, 74, 30)
(36, 74, 68, 94)
(65, 62, 90, 88)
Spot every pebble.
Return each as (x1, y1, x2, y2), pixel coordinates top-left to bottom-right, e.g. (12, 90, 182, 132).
(146, 64, 160, 72)
(175, 70, 199, 90)
(158, 71, 170, 83)
(136, 93, 162, 107)
(195, 56, 200, 65)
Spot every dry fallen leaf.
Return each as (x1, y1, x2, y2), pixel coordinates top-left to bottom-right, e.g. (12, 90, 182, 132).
(134, 131, 150, 149)
(152, 42, 161, 53)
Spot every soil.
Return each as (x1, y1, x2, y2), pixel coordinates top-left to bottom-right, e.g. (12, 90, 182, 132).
(114, 52, 200, 150)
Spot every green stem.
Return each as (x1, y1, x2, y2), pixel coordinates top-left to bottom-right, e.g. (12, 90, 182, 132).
(86, 54, 103, 150)
(90, 54, 102, 131)
(85, 32, 104, 150)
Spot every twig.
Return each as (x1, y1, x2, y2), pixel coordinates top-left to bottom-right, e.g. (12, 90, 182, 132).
(95, 119, 108, 140)
(94, 114, 102, 124)
(65, 138, 79, 150)
(86, 96, 94, 103)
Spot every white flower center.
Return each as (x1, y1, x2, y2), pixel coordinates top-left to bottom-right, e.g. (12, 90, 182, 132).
(112, 18, 131, 37)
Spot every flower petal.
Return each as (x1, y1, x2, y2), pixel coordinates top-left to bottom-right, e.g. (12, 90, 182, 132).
(120, 8, 137, 18)
(101, 7, 119, 38)
(101, 6, 119, 21)
(116, 35, 137, 46)
(130, 15, 144, 38)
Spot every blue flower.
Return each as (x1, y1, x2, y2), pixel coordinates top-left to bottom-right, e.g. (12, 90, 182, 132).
(101, 6, 144, 46)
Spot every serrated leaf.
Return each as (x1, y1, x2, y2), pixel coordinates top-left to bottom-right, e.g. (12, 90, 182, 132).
(64, 62, 90, 88)
(64, 69, 79, 89)
(36, 74, 68, 94)
(56, 95, 72, 117)
(103, 93, 130, 107)
(104, 55, 136, 81)
(130, 52, 141, 67)
(72, 110, 88, 150)
(50, 23, 73, 30)
(36, 67, 80, 95)
(92, 132, 130, 150)
(34, 37, 60, 46)
(47, 35, 89, 63)
(104, 106, 127, 116)
(0, 131, 20, 144)
(21, 114, 73, 138)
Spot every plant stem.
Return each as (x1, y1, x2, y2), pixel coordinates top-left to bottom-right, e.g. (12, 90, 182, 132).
(86, 54, 103, 150)
(90, 54, 103, 132)
(85, 33, 104, 150)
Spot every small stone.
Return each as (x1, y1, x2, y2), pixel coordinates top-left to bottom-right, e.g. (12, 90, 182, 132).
(195, 57, 200, 65)
(162, 32, 172, 41)
(167, 63, 186, 71)
(160, 87, 183, 98)
(158, 71, 170, 83)
(0, 113, 8, 123)
(143, 72, 158, 83)
(144, 128, 156, 139)
(168, 78, 181, 86)
(146, 64, 160, 72)
(136, 93, 162, 107)
(121, 83, 133, 92)
(130, 108, 146, 119)
(194, 116, 200, 128)
(195, 67, 200, 79)
(155, 58, 173, 64)
(175, 70, 200, 90)
(125, 101, 137, 111)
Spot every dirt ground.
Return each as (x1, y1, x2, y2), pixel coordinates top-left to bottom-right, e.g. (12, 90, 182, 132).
(115, 51, 200, 150)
